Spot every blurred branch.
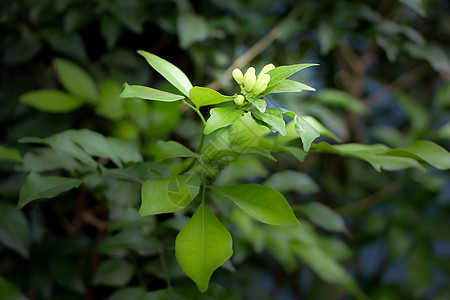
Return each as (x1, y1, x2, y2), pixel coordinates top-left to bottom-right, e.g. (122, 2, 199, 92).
(206, 4, 303, 90)
(335, 181, 400, 216)
(365, 64, 430, 108)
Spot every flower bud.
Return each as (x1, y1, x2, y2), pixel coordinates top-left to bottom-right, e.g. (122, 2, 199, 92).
(232, 68, 243, 85)
(234, 94, 245, 106)
(252, 74, 271, 95)
(243, 67, 256, 92)
(259, 63, 275, 76)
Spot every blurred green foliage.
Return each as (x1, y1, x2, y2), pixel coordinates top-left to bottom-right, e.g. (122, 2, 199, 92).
(1, 0, 450, 299)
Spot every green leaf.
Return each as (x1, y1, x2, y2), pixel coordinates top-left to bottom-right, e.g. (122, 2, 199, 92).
(266, 63, 318, 90)
(293, 244, 362, 296)
(140, 175, 201, 216)
(96, 77, 125, 120)
(407, 247, 433, 297)
(295, 202, 347, 233)
(49, 259, 86, 293)
(93, 259, 134, 287)
(263, 170, 318, 194)
(177, 12, 210, 49)
(267, 79, 315, 94)
(18, 172, 82, 208)
(0, 145, 23, 163)
(155, 140, 199, 161)
(53, 57, 99, 102)
(120, 83, 185, 102)
(383, 140, 450, 170)
(295, 115, 320, 152)
(20, 89, 84, 113)
(317, 21, 344, 55)
(137, 50, 193, 97)
(189, 87, 235, 108)
(0, 277, 28, 300)
(175, 203, 233, 292)
(315, 89, 367, 114)
(313, 142, 389, 172)
(247, 98, 267, 113)
(211, 184, 299, 226)
(0, 202, 31, 257)
(399, 0, 426, 17)
(106, 287, 147, 300)
(250, 108, 286, 136)
(204, 107, 244, 134)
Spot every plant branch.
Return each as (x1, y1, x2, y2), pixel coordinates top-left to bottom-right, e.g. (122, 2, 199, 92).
(183, 99, 206, 125)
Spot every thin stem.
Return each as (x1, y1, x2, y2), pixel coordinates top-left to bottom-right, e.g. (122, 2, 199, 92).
(159, 249, 172, 291)
(183, 99, 206, 126)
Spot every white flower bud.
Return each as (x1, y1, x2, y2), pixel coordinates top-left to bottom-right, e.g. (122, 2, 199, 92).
(234, 94, 245, 106)
(232, 68, 243, 85)
(259, 63, 275, 76)
(243, 67, 256, 92)
(252, 74, 271, 95)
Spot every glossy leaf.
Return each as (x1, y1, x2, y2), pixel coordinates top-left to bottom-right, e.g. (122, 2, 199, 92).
(266, 63, 318, 90)
(294, 115, 320, 152)
(204, 107, 244, 134)
(268, 79, 315, 94)
(0, 277, 28, 300)
(384, 140, 450, 170)
(155, 140, 199, 161)
(140, 175, 201, 216)
(211, 184, 299, 226)
(295, 202, 348, 233)
(54, 57, 99, 102)
(175, 203, 233, 292)
(18, 172, 82, 208)
(120, 83, 185, 102)
(0, 202, 31, 257)
(137, 50, 192, 97)
(20, 89, 84, 113)
(93, 259, 134, 287)
(247, 98, 266, 113)
(189, 87, 235, 108)
(313, 142, 389, 172)
(250, 108, 286, 136)
(0, 145, 23, 162)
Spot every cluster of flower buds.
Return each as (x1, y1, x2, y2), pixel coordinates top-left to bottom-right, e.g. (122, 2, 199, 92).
(232, 63, 275, 98)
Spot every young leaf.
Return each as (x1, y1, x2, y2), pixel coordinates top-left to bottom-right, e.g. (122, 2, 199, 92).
(54, 58, 99, 102)
(137, 50, 193, 97)
(266, 63, 318, 90)
(175, 203, 233, 292)
(211, 184, 299, 226)
(155, 140, 199, 162)
(189, 87, 235, 108)
(267, 79, 315, 94)
(20, 89, 84, 113)
(18, 172, 82, 208)
(247, 98, 267, 113)
(250, 108, 286, 136)
(294, 115, 320, 152)
(383, 140, 450, 170)
(0, 202, 31, 257)
(204, 107, 244, 134)
(140, 175, 201, 216)
(120, 83, 185, 102)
